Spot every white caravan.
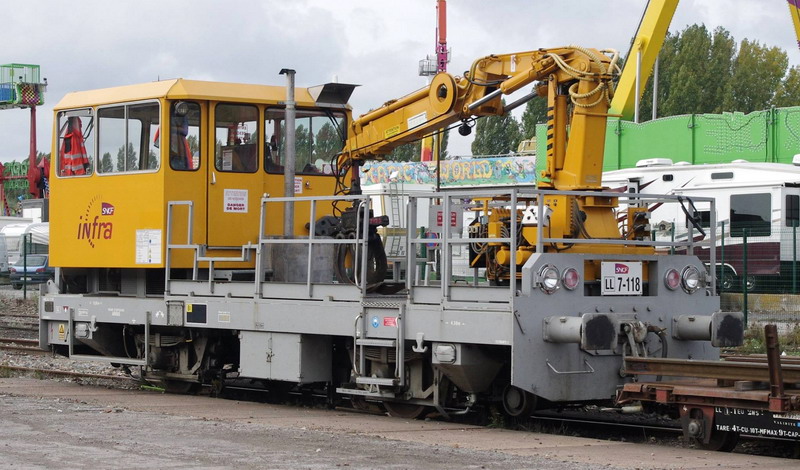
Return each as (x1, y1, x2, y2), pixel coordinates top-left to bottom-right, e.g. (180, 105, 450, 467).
(603, 159, 800, 291)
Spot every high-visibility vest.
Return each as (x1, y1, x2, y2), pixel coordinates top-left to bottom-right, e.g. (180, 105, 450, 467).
(60, 117, 89, 176)
(154, 120, 193, 170)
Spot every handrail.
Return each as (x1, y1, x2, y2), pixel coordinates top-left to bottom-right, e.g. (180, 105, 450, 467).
(258, 193, 373, 295)
(403, 187, 717, 294)
(163, 186, 720, 301)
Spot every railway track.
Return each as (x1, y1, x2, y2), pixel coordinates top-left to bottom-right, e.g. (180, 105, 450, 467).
(0, 311, 38, 337)
(0, 313, 796, 458)
(0, 364, 134, 382)
(0, 337, 47, 355)
(0, 342, 797, 458)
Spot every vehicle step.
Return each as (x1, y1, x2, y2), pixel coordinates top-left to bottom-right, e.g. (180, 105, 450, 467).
(355, 376, 398, 387)
(335, 387, 395, 398)
(355, 338, 397, 347)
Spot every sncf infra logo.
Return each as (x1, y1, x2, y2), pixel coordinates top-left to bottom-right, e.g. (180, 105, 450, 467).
(77, 196, 115, 248)
(101, 202, 115, 216)
(614, 263, 630, 274)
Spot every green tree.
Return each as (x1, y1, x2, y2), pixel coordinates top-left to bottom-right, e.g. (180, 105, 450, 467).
(661, 25, 712, 116)
(386, 141, 422, 161)
(295, 124, 312, 168)
(774, 66, 800, 107)
(148, 150, 158, 170)
(315, 122, 341, 162)
(520, 95, 547, 139)
(101, 152, 113, 173)
(471, 100, 522, 155)
(117, 143, 137, 172)
(438, 128, 449, 159)
(187, 134, 199, 156)
(638, 31, 680, 120)
(723, 38, 788, 112)
(701, 27, 736, 113)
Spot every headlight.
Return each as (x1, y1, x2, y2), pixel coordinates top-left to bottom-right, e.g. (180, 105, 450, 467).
(681, 265, 704, 293)
(664, 268, 681, 290)
(562, 267, 580, 291)
(539, 265, 560, 294)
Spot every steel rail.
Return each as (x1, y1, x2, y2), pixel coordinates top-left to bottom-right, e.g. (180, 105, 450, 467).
(0, 365, 133, 381)
(0, 345, 48, 355)
(624, 357, 800, 383)
(0, 337, 38, 345)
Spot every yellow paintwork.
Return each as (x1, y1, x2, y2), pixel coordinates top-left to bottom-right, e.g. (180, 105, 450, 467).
(343, 47, 617, 190)
(789, 1, 800, 54)
(608, 0, 679, 120)
(50, 79, 346, 269)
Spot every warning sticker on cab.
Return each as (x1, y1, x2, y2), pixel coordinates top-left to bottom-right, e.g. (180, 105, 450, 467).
(58, 324, 66, 341)
(224, 189, 248, 213)
(383, 317, 397, 327)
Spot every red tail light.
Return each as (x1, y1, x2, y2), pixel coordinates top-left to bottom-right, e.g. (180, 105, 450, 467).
(35, 268, 45, 273)
(9, 268, 15, 273)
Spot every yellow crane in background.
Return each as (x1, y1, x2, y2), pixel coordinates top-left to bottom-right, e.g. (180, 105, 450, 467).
(608, 0, 679, 121)
(788, 0, 800, 52)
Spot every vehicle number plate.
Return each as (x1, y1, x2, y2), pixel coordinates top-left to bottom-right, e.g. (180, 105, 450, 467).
(601, 262, 642, 296)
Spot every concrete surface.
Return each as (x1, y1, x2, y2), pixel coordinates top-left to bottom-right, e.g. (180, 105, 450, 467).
(0, 378, 796, 469)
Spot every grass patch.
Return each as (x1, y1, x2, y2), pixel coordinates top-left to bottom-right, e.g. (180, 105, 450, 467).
(727, 323, 800, 356)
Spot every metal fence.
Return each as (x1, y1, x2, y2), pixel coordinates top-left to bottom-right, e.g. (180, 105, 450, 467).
(698, 222, 800, 325)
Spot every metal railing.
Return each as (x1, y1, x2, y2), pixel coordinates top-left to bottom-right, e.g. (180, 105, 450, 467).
(405, 187, 717, 295)
(162, 188, 720, 304)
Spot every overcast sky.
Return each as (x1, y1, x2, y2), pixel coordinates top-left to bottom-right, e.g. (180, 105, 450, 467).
(1, 0, 798, 163)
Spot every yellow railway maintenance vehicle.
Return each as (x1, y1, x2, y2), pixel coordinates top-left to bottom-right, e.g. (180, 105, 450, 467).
(41, 47, 743, 443)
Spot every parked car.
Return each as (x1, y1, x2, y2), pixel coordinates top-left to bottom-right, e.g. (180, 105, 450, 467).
(10, 254, 54, 290)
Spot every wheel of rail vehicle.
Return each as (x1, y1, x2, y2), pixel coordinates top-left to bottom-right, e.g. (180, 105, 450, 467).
(163, 380, 200, 394)
(383, 401, 429, 420)
(502, 384, 536, 417)
(350, 396, 370, 412)
(693, 429, 739, 452)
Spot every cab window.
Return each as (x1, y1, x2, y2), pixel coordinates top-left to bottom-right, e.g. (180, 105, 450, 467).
(214, 103, 258, 173)
(166, 101, 201, 171)
(57, 108, 94, 177)
(264, 108, 344, 175)
(97, 102, 160, 173)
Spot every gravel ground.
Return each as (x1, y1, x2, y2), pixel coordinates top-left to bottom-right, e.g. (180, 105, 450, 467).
(5, 378, 797, 470)
(0, 390, 602, 470)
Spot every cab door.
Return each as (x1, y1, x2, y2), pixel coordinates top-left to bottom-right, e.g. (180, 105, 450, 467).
(207, 102, 263, 247)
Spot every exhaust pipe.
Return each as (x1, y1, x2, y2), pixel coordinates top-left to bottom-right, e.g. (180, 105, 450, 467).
(280, 68, 296, 237)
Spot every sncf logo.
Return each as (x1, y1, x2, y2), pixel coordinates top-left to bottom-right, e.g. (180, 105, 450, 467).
(77, 196, 115, 248)
(615, 263, 630, 274)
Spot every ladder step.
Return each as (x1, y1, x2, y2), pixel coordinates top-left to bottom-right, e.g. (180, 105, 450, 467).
(356, 377, 398, 387)
(355, 338, 397, 347)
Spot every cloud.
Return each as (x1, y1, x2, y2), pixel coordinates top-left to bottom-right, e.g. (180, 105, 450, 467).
(1, 0, 798, 162)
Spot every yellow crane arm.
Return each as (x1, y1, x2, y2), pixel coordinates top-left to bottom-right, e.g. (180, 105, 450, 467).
(789, 1, 800, 52)
(608, 0, 679, 121)
(343, 46, 619, 191)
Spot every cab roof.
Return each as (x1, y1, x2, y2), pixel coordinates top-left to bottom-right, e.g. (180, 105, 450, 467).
(53, 78, 343, 110)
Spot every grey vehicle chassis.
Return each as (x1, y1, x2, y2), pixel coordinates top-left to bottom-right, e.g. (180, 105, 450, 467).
(39, 188, 742, 405)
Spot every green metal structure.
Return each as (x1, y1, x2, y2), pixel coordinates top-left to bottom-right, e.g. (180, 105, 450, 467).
(536, 107, 800, 172)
